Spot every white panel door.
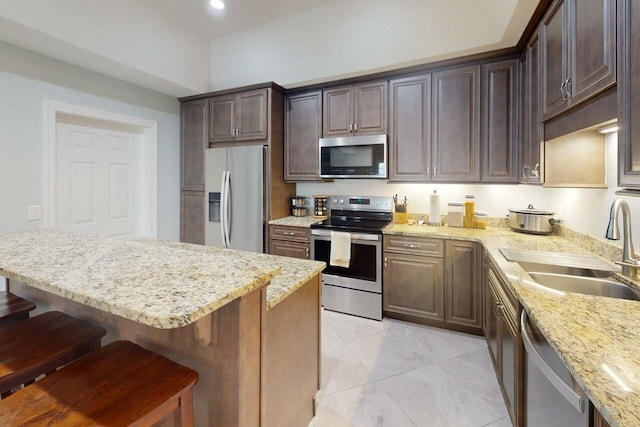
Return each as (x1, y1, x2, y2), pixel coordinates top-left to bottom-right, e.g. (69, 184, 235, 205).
(56, 123, 142, 239)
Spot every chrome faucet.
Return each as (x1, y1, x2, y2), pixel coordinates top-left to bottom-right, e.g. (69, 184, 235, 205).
(606, 199, 640, 278)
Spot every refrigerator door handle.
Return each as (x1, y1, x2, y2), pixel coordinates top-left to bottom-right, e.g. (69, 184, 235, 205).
(220, 171, 228, 248)
(224, 169, 231, 248)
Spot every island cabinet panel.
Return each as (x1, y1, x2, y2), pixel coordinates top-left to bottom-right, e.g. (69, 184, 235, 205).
(268, 225, 310, 259)
(181, 99, 208, 192)
(383, 236, 481, 334)
(180, 191, 205, 245)
(444, 240, 482, 329)
(432, 65, 481, 182)
(284, 91, 322, 181)
(322, 81, 387, 137)
(593, 410, 612, 427)
(261, 275, 320, 427)
(482, 60, 518, 183)
(484, 256, 522, 427)
(519, 31, 544, 184)
(542, 0, 616, 120)
(388, 74, 432, 181)
(618, 0, 640, 188)
(209, 89, 268, 143)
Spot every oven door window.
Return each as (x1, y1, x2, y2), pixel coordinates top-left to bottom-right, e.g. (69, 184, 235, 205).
(313, 238, 377, 282)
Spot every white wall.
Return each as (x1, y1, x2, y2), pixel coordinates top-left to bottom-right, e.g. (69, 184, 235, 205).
(209, 0, 536, 90)
(298, 133, 640, 250)
(0, 41, 181, 241)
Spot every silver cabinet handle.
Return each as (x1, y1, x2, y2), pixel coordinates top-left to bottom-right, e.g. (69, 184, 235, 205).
(532, 163, 540, 178)
(521, 165, 529, 178)
(349, 123, 353, 132)
(433, 166, 437, 176)
(283, 231, 295, 236)
(560, 80, 567, 100)
(354, 123, 358, 132)
(427, 166, 430, 176)
(403, 243, 421, 249)
(384, 256, 387, 268)
(521, 311, 586, 413)
(565, 78, 572, 98)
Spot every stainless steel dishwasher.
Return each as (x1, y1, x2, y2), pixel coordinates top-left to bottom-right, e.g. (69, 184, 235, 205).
(521, 311, 589, 426)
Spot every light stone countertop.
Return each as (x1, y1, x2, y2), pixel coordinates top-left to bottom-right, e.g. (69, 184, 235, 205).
(0, 230, 322, 329)
(133, 238, 325, 309)
(268, 216, 323, 228)
(384, 223, 640, 427)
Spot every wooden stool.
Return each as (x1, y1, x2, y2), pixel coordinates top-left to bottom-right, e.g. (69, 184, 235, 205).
(0, 340, 199, 426)
(0, 310, 106, 396)
(0, 291, 36, 328)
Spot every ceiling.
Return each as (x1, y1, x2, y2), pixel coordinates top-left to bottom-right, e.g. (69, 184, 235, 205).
(145, 0, 336, 40)
(0, 0, 539, 97)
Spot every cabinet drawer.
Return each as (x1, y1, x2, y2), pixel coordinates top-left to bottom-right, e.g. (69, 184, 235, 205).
(384, 235, 444, 257)
(269, 225, 309, 243)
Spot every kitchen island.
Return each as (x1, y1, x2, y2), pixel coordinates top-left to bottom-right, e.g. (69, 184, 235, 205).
(0, 229, 325, 427)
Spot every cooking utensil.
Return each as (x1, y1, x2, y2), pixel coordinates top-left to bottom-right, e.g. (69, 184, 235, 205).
(508, 204, 555, 235)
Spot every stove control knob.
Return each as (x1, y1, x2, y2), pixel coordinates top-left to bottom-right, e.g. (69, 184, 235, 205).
(339, 199, 344, 204)
(332, 199, 338, 204)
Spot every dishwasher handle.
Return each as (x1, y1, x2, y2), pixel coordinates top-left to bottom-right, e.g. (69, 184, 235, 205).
(521, 311, 586, 413)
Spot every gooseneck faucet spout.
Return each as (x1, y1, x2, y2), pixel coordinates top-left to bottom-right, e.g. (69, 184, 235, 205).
(606, 199, 640, 278)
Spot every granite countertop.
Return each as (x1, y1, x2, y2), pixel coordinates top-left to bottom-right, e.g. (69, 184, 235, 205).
(0, 230, 322, 329)
(134, 238, 325, 309)
(384, 223, 640, 427)
(268, 216, 323, 228)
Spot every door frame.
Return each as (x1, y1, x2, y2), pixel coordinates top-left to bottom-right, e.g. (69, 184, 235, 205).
(42, 99, 158, 238)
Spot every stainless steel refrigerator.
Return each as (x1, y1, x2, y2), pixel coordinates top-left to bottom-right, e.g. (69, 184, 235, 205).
(205, 145, 267, 252)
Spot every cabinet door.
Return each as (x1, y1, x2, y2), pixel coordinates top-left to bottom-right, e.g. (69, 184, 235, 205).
(209, 95, 236, 143)
(542, 0, 569, 120)
(520, 32, 543, 184)
(486, 280, 500, 370)
(269, 240, 309, 259)
(569, 0, 616, 106)
(482, 60, 518, 183)
(388, 75, 431, 181)
(353, 81, 388, 135)
(444, 240, 482, 329)
(284, 91, 322, 181)
(323, 86, 353, 137)
(500, 310, 519, 426)
(180, 99, 208, 192)
(180, 191, 205, 244)
(432, 65, 481, 182)
(618, 0, 640, 187)
(383, 252, 444, 321)
(236, 89, 268, 141)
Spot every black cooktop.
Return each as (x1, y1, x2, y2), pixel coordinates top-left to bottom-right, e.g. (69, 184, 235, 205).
(311, 210, 392, 234)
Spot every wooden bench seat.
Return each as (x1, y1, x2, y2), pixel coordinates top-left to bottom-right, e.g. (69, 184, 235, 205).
(0, 340, 199, 426)
(0, 291, 35, 328)
(0, 310, 106, 395)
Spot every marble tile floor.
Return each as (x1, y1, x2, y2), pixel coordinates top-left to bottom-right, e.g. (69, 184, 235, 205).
(309, 309, 511, 427)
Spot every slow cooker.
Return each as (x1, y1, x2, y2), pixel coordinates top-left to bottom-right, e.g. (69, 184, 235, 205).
(508, 204, 555, 235)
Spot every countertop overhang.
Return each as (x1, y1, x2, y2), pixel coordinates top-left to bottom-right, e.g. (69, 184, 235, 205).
(0, 230, 324, 329)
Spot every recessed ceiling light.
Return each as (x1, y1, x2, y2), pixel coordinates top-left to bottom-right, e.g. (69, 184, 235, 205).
(210, 0, 225, 9)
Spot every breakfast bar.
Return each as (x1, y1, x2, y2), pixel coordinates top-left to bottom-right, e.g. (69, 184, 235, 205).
(0, 229, 325, 427)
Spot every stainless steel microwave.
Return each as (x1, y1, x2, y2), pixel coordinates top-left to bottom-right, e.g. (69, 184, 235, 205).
(319, 134, 387, 178)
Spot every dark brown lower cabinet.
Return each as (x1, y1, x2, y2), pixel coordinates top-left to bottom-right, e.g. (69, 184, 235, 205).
(484, 257, 522, 426)
(593, 409, 611, 427)
(268, 225, 310, 259)
(180, 191, 205, 245)
(383, 236, 481, 334)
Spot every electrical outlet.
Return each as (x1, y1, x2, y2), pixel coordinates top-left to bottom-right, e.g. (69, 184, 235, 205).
(27, 205, 41, 221)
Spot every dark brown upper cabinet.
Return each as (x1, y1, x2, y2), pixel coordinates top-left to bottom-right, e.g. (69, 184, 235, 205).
(520, 31, 544, 184)
(284, 91, 323, 181)
(209, 88, 268, 143)
(388, 74, 432, 182)
(618, 0, 640, 188)
(481, 59, 519, 183)
(322, 81, 388, 137)
(541, 0, 616, 121)
(432, 65, 481, 182)
(180, 99, 208, 191)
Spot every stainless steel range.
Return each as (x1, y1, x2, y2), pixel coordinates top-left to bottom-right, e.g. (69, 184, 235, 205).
(310, 196, 392, 320)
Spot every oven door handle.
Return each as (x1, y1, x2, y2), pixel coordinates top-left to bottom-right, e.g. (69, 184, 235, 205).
(310, 229, 381, 241)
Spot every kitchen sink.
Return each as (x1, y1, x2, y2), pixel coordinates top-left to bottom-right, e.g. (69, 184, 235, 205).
(499, 248, 620, 278)
(527, 272, 640, 300)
